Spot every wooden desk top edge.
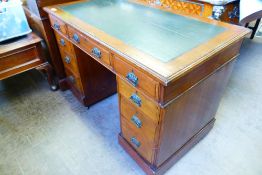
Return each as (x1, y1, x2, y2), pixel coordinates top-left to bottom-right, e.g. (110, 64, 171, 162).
(43, 0, 250, 85)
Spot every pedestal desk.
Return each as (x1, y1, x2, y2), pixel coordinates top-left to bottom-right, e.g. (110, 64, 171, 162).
(44, 0, 249, 174)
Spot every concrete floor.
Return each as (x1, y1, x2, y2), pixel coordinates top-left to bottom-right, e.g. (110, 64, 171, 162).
(0, 37, 262, 175)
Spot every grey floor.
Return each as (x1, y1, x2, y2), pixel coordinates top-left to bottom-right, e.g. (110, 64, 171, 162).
(0, 37, 262, 175)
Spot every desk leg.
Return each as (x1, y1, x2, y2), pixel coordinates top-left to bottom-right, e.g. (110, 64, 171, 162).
(36, 62, 58, 91)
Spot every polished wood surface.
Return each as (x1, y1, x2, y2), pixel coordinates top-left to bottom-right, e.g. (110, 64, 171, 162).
(0, 33, 54, 88)
(44, 0, 249, 85)
(44, 1, 250, 174)
(141, 0, 239, 23)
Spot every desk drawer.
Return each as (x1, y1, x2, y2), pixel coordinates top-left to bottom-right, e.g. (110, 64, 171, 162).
(118, 77, 160, 120)
(67, 26, 89, 51)
(49, 15, 68, 36)
(68, 26, 111, 66)
(121, 117, 155, 163)
(65, 68, 83, 93)
(120, 96, 159, 132)
(60, 51, 79, 76)
(114, 56, 159, 100)
(54, 32, 74, 55)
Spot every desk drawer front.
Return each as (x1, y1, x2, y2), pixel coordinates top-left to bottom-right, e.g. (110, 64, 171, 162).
(49, 15, 68, 36)
(120, 95, 159, 129)
(121, 117, 155, 163)
(65, 68, 83, 93)
(68, 26, 111, 66)
(54, 32, 74, 54)
(114, 56, 159, 100)
(60, 51, 79, 76)
(118, 77, 160, 120)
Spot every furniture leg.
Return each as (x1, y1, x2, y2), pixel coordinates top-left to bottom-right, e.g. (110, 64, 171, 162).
(250, 19, 261, 39)
(36, 62, 58, 91)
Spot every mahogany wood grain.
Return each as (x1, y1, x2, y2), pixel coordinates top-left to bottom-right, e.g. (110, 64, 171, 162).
(121, 116, 156, 163)
(72, 46, 117, 107)
(64, 67, 84, 93)
(120, 96, 159, 136)
(114, 55, 160, 100)
(44, 1, 249, 85)
(60, 51, 79, 75)
(43, 1, 250, 174)
(155, 59, 236, 166)
(54, 31, 74, 55)
(67, 25, 112, 67)
(119, 117, 215, 175)
(160, 39, 243, 105)
(50, 15, 69, 37)
(0, 33, 55, 88)
(117, 77, 160, 120)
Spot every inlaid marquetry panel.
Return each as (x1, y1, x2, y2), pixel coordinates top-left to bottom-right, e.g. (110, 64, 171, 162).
(142, 0, 204, 16)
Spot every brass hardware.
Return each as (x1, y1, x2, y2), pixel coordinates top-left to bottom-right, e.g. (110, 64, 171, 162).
(64, 56, 71, 64)
(60, 39, 65, 46)
(131, 115, 142, 128)
(53, 23, 60, 31)
(131, 137, 141, 148)
(68, 76, 75, 84)
(92, 47, 101, 58)
(73, 33, 80, 43)
(126, 71, 138, 87)
(130, 93, 141, 107)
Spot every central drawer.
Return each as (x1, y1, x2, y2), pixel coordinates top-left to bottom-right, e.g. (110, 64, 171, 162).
(67, 25, 111, 67)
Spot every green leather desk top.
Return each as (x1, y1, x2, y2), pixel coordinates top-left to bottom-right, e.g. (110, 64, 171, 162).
(60, 0, 226, 63)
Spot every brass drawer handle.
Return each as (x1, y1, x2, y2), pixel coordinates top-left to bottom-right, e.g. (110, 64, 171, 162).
(53, 23, 60, 31)
(131, 137, 141, 148)
(64, 56, 71, 64)
(68, 76, 75, 84)
(126, 71, 138, 87)
(131, 115, 142, 128)
(60, 39, 65, 46)
(73, 33, 80, 43)
(130, 93, 141, 107)
(92, 47, 101, 59)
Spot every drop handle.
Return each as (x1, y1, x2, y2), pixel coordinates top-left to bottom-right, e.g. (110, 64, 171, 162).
(131, 115, 142, 128)
(130, 93, 141, 107)
(131, 137, 141, 148)
(126, 71, 138, 87)
(60, 39, 65, 46)
(92, 47, 101, 58)
(73, 33, 80, 43)
(64, 56, 71, 64)
(53, 23, 60, 31)
(68, 76, 75, 84)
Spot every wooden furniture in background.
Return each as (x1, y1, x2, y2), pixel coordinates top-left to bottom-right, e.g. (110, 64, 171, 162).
(239, 0, 262, 39)
(141, 0, 239, 23)
(0, 33, 54, 87)
(22, 0, 78, 89)
(44, 0, 250, 174)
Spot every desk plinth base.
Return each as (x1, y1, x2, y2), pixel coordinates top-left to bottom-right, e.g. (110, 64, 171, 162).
(119, 118, 215, 175)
